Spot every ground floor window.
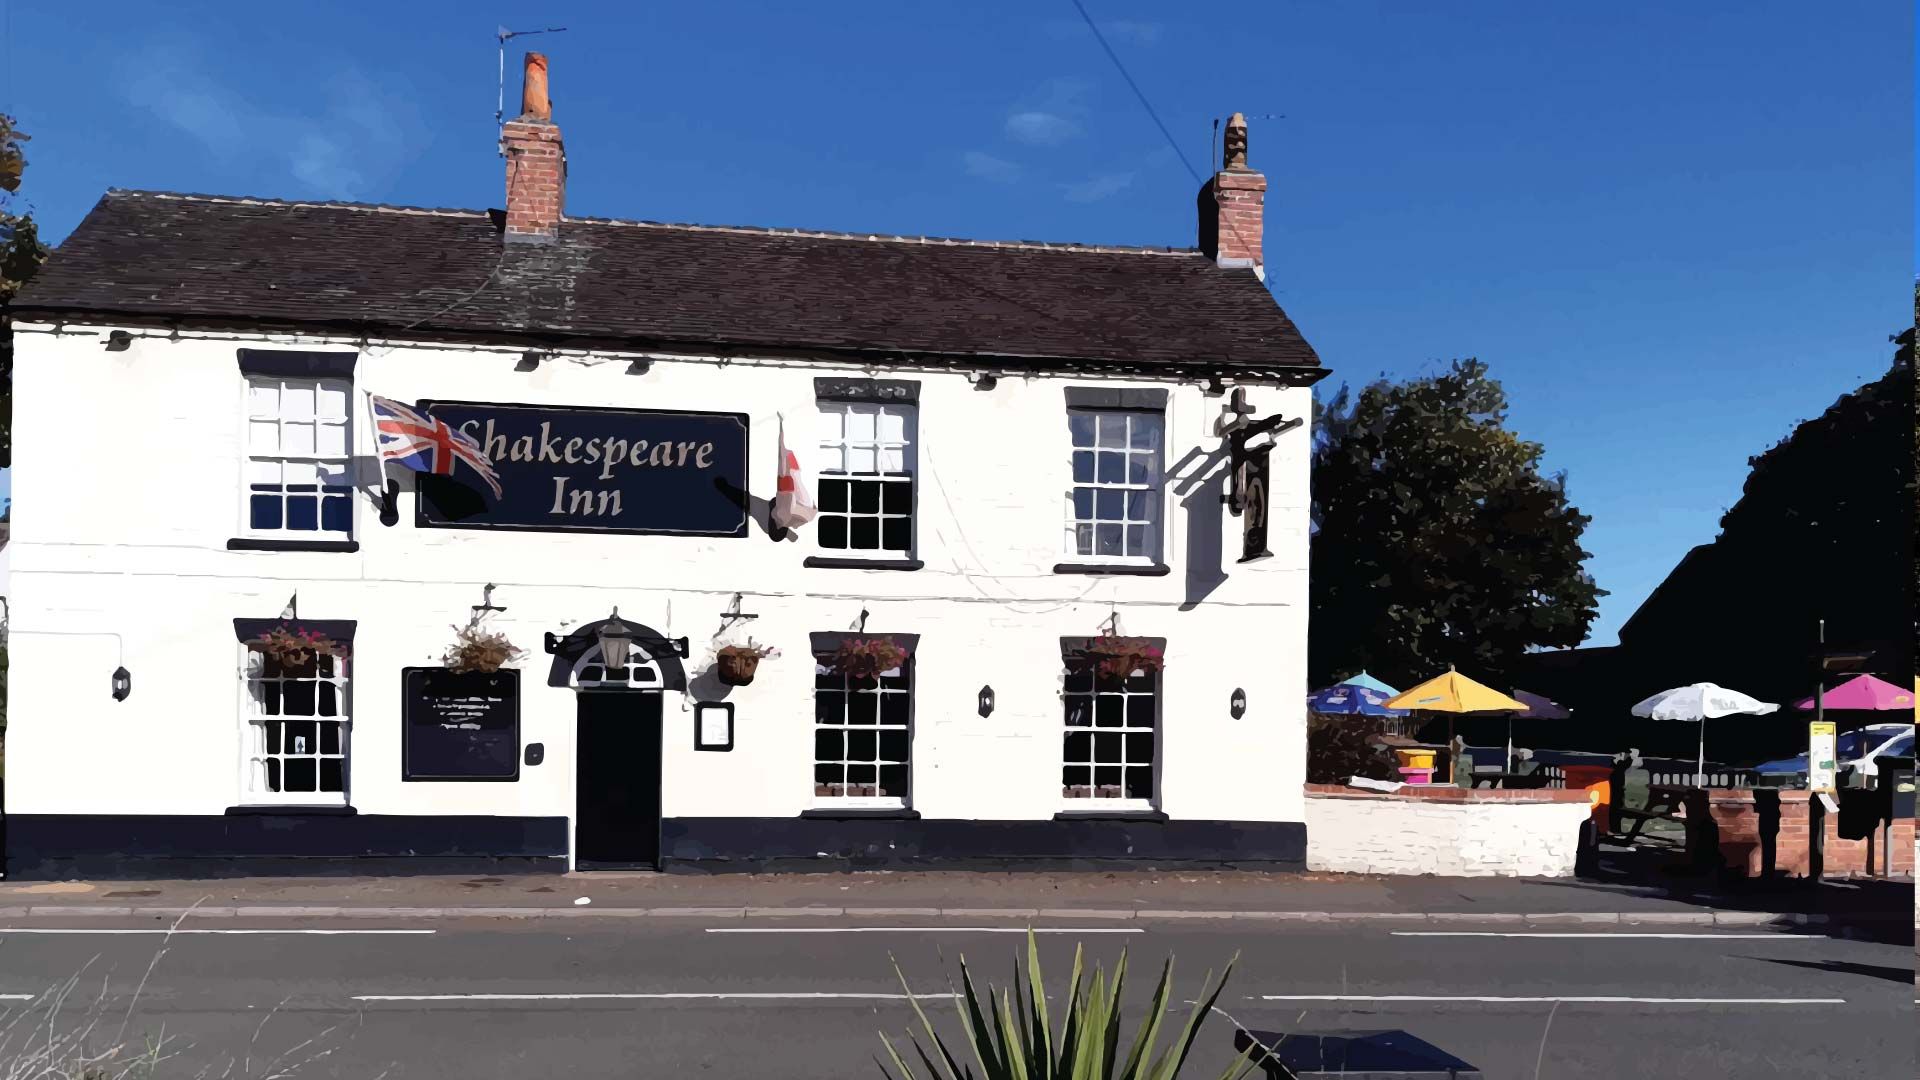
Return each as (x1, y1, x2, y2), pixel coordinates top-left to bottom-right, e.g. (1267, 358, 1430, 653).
(1062, 660, 1158, 807)
(813, 650, 911, 805)
(243, 648, 350, 803)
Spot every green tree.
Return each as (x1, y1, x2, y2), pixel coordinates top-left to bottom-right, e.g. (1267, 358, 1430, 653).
(1, 113, 52, 470)
(1309, 359, 1603, 688)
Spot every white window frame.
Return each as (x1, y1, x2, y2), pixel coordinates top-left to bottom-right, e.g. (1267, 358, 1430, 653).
(239, 644, 352, 807)
(1064, 408, 1163, 564)
(1061, 664, 1159, 811)
(241, 375, 355, 539)
(811, 655, 912, 809)
(571, 650, 665, 692)
(813, 400, 917, 560)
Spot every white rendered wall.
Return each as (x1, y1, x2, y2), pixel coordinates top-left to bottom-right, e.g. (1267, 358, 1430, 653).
(6, 324, 1310, 828)
(1305, 792, 1591, 877)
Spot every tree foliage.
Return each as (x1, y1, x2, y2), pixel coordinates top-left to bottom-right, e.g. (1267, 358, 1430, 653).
(1, 113, 52, 470)
(1309, 359, 1603, 689)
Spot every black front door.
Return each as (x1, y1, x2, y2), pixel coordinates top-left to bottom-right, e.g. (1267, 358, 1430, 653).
(575, 692, 663, 869)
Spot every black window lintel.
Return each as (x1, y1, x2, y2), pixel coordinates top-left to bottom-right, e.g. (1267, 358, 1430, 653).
(237, 349, 358, 379)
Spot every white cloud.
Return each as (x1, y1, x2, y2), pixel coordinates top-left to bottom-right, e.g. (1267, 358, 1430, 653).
(1003, 78, 1091, 147)
(1004, 111, 1078, 146)
(122, 42, 420, 200)
(1062, 171, 1136, 203)
(963, 151, 1022, 183)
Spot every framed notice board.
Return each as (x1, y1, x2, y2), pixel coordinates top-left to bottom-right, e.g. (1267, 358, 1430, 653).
(402, 668, 521, 781)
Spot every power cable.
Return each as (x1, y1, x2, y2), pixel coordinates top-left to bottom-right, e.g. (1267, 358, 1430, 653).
(1068, 0, 1203, 185)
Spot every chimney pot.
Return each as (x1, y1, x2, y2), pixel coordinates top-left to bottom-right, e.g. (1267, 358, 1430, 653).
(521, 51, 552, 122)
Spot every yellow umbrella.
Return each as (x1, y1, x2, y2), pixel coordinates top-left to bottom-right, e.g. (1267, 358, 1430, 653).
(1385, 668, 1529, 782)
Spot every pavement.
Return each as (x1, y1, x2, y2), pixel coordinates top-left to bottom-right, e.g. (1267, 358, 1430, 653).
(0, 872, 1910, 1077)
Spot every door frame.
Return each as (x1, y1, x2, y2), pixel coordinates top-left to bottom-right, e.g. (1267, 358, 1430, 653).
(570, 687, 665, 871)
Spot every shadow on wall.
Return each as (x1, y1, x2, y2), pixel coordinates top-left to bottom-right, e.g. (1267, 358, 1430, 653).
(1171, 446, 1230, 611)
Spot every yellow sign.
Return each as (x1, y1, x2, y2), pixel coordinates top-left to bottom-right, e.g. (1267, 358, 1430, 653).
(1808, 721, 1838, 795)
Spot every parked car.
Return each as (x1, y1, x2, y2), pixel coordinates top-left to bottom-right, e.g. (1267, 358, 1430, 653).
(1752, 723, 1914, 784)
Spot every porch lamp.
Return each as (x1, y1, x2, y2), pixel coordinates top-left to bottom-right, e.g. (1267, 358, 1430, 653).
(596, 610, 636, 671)
(977, 685, 995, 717)
(111, 666, 132, 702)
(1230, 687, 1247, 719)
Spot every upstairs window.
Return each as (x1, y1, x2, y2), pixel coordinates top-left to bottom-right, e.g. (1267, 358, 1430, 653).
(246, 376, 352, 536)
(815, 398, 917, 559)
(1066, 408, 1163, 563)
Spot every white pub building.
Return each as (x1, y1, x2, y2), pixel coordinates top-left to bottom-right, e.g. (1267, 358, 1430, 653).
(3, 58, 1324, 876)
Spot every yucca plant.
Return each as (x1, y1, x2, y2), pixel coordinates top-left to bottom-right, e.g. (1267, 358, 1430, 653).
(879, 930, 1256, 1080)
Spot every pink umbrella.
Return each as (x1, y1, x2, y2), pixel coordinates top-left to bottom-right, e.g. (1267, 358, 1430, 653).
(1793, 674, 1914, 712)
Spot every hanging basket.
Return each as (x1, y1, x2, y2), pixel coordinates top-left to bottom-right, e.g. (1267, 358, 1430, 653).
(715, 644, 770, 686)
(831, 637, 908, 679)
(443, 623, 524, 674)
(251, 625, 349, 670)
(1070, 633, 1164, 685)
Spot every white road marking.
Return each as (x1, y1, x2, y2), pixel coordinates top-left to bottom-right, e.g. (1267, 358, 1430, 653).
(0, 994, 33, 1001)
(1256, 995, 1846, 1005)
(703, 926, 1144, 935)
(0, 928, 435, 936)
(354, 992, 955, 1003)
(1390, 932, 1811, 940)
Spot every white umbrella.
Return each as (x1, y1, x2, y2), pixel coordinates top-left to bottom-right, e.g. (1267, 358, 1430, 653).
(1630, 683, 1779, 787)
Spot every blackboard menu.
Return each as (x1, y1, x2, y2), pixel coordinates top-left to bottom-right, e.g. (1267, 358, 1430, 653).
(403, 668, 520, 781)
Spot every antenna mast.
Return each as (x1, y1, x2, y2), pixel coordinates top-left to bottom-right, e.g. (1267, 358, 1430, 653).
(497, 24, 568, 150)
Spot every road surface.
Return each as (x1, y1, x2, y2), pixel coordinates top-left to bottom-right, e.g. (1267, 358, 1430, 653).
(0, 911, 1907, 1077)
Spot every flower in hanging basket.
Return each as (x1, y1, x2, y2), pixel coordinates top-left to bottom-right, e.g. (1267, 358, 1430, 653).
(714, 639, 778, 686)
(1071, 633, 1164, 684)
(251, 625, 348, 669)
(831, 636, 908, 679)
(443, 623, 524, 674)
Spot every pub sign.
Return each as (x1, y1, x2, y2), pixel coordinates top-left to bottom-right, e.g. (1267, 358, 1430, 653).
(413, 400, 750, 536)
(1231, 438, 1273, 564)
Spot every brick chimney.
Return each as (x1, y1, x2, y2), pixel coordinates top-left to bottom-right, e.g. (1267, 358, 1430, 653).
(501, 52, 564, 242)
(1197, 112, 1265, 278)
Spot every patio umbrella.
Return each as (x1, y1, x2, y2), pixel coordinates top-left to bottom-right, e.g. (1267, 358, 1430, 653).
(1791, 674, 1914, 712)
(1385, 669, 1529, 782)
(1474, 688, 1572, 772)
(1630, 683, 1779, 787)
(1306, 672, 1410, 717)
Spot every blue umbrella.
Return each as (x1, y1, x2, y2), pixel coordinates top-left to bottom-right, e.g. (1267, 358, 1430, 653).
(1307, 673, 1410, 717)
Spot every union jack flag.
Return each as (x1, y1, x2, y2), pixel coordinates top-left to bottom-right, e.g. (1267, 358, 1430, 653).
(368, 395, 504, 499)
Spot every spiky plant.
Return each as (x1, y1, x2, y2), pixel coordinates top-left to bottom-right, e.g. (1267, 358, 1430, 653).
(879, 930, 1255, 1080)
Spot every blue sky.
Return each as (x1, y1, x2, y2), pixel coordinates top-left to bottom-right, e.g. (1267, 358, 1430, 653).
(2, 1, 1909, 645)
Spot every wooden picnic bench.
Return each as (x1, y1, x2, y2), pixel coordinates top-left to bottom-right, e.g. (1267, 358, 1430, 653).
(1614, 783, 1700, 849)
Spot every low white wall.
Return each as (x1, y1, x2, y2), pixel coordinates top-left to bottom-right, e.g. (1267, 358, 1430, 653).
(1305, 789, 1591, 878)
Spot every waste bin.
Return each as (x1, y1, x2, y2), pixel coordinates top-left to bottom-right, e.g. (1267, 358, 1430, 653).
(1563, 764, 1612, 827)
(1394, 748, 1436, 785)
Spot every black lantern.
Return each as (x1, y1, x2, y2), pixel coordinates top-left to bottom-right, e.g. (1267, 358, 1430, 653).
(978, 685, 995, 717)
(596, 609, 636, 671)
(111, 666, 132, 701)
(1229, 687, 1247, 719)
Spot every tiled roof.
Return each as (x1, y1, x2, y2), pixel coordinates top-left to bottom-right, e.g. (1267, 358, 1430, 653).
(15, 190, 1322, 374)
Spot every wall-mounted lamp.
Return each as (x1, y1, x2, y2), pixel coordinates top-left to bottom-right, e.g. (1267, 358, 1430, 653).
(112, 666, 132, 701)
(596, 609, 635, 670)
(968, 372, 999, 391)
(1204, 376, 1227, 396)
(1229, 687, 1247, 719)
(977, 684, 995, 717)
(514, 350, 545, 372)
(625, 359, 652, 376)
(104, 330, 133, 352)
